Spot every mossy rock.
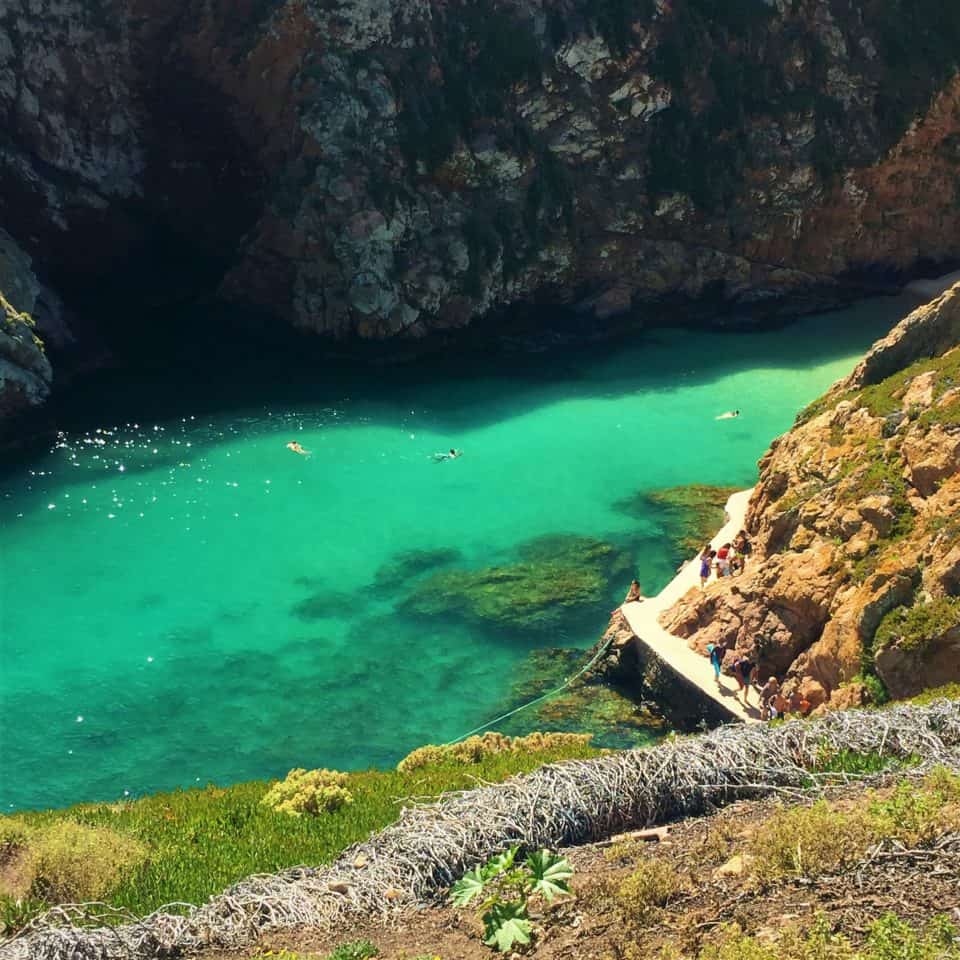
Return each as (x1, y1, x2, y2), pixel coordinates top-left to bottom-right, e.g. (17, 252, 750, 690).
(400, 534, 630, 631)
(372, 547, 462, 591)
(615, 484, 739, 568)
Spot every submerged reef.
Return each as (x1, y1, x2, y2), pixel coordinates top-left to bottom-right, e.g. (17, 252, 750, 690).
(496, 647, 665, 749)
(399, 534, 632, 631)
(372, 547, 462, 592)
(616, 484, 739, 568)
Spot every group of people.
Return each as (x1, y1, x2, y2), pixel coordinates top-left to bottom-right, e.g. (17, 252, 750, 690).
(699, 530, 752, 588)
(706, 640, 810, 719)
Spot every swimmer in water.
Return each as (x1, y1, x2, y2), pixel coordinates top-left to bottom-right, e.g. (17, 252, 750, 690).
(286, 440, 310, 456)
(431, 448, 462, 462)
(715, 410, 741, 420)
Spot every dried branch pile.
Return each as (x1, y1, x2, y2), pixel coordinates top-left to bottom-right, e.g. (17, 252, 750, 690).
(6, 700, 960, 960)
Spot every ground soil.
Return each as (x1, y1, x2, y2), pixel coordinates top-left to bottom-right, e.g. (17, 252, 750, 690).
(204, 776, 960, 960)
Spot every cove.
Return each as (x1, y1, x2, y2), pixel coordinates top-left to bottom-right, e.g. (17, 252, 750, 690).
(0, 296, 918, 811)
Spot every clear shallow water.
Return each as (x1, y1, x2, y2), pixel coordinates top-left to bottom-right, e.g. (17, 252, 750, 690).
(0, 297, 917, 810)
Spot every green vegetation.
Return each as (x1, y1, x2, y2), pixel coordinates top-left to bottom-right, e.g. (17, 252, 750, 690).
(397, 731, 593, 773)
(326, 942, 379, 960)
(857, 347, 960, 420)
(615, 857, 685, 924)
(0, 738, 597, 925)
(909, 682, 960, 705)
(0, 819, 148, 905)
(749, 768, 960, 884)
(749, 800, 874, 885)
(698, 913, 960, 960)
(400, 535, 631, 631)
(260, 768, 354, 817)
(451, 845, 573, 952)
(811, 746, 901, 776)
(874, 596, 960, 651)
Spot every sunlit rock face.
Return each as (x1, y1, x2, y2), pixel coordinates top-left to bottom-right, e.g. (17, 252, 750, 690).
(661, 285, 960, 708)
(3, 0, 960, 341)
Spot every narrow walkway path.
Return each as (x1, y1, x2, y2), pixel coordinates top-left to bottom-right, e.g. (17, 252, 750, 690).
(620, 488, 762, 723)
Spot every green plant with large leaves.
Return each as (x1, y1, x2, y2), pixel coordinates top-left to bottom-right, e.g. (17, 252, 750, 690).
(450, 845, 573, 952)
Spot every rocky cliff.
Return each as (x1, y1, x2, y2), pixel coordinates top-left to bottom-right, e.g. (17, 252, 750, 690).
(3, 0, 960, 350)
(662, 284, 960, 708)
(0, 231, 55, 423)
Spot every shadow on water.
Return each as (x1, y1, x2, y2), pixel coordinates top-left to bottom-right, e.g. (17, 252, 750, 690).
(5, 294, 915, 471)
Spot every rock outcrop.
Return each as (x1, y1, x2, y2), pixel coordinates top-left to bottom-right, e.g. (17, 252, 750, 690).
(3, 0, 960, 345)
(0, 231, 53, 423)
(661, 284, 960, 705)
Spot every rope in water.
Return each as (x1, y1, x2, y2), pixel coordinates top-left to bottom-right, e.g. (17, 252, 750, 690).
(443, 633, 616, 745)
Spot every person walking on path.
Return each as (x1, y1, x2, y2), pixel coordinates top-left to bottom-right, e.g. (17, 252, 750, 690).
(707, 641, 728, 687)
(733, 654, 756, 704)
(733, 530, 753, 574)
(699, 546, 715, 589)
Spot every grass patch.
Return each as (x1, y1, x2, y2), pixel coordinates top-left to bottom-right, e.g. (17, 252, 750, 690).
(397, 731, 593, 773)
(326, 942, 379, 960)
(699, 912, 960, 960)
(615, 858, 685, 925)
(750, 768, 960, 884)
(857, 347, 960, 419)
(749, 800, 874, 885)
(1, 739, 598, 921)
(874, 596, 960, 651)
(909, 682, 960, 705)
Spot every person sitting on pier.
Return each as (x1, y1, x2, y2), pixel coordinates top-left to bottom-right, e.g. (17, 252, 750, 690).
(624, 579, 644, 603)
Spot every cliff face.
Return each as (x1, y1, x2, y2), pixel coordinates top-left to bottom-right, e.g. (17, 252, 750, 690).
(0, 231, 54, 423)
(662, 285, 960, 708)
(3, 0, 960, 343)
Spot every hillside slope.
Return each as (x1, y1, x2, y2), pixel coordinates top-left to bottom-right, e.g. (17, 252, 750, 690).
(663, 284, 960, 708)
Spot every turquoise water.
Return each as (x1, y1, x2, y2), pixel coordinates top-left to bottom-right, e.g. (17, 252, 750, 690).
(0, 297, 916, 810)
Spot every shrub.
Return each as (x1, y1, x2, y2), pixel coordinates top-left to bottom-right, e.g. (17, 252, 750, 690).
(699, 912, 960, 960)
(397, 732, 592, 773)
(910, 682, 960, 705)
(326, 941, 379, 960)
(0, 817, 34, 857)
(749, 801, 873, 884)
(616, 858, 684, 924)
(27, 821, 148, 902)
(260, 769, 353, 817)
(874, 597, 960, 652)
(451, 845, 573, 952)
(0, 895, 46, 936)
(868, 767, 960, 846)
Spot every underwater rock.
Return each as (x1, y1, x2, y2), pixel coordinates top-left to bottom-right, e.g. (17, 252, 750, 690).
(372, 547, 462, 591)
(615, 484, 740, 568)
(291, 589, 365, 621)
(494, 646, 665, 749)
(399, 534, 631, 632)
